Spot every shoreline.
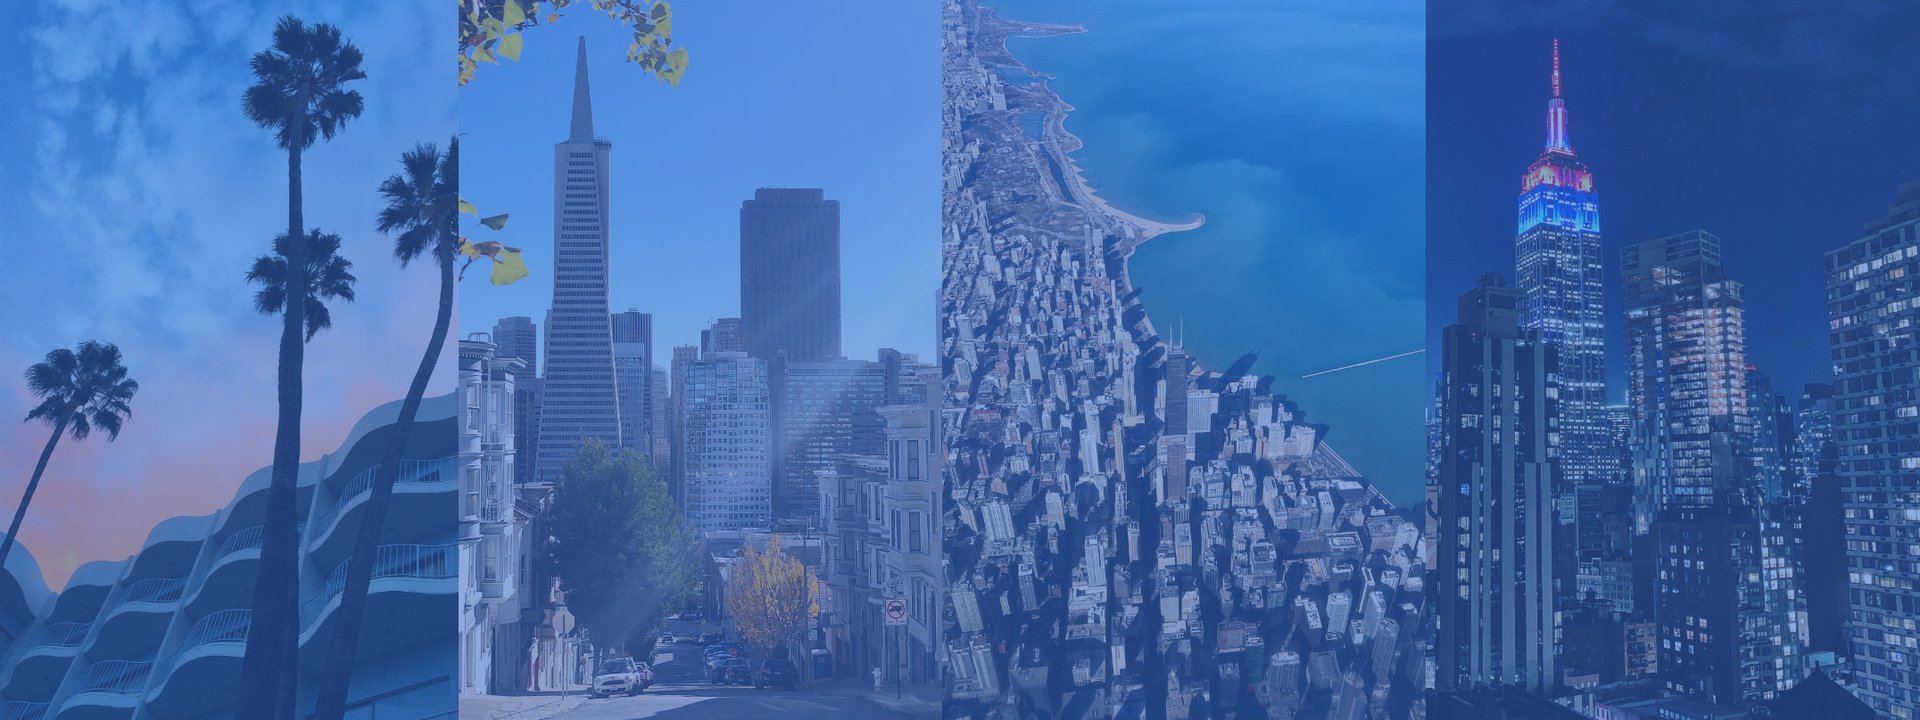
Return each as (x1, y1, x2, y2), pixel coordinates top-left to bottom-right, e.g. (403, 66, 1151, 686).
(991, 12, 1207, 243)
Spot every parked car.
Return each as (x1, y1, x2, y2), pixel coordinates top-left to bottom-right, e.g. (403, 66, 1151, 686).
(658, 633, 676, 645)
(591, 657, 644, 698)
(755, 658, 800, 690)
(699, 632, 722, 645)
(710, 656, 752, 685)
(706, 641, 744, 655)
(634, 661, 655, 689)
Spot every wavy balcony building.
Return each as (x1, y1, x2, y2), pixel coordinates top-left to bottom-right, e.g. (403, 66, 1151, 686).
(0, 395, 459, 720)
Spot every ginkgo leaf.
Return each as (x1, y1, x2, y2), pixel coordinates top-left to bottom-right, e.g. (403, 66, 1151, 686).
(504, 0, 527, 26)
(458, 199, 478, 216)
(480, 213, 510, 230)
(500, 33, 524, 61)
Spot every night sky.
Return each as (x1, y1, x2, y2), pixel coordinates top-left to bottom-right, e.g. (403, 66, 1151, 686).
(1427, 0, 1920, 403)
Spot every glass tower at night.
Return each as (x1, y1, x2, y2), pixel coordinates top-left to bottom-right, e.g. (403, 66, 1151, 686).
(1515, 41, 1608, 498)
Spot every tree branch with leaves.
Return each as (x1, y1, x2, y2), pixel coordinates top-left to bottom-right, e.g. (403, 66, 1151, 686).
(724, 536, 820, 660)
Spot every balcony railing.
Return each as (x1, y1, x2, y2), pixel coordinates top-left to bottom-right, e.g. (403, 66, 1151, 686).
(72, 660, 152, 696)
(300, 544, 455, 629)
(32, 622, 90, 649)
(312, 458, 456, 535)
(166, 609, 250, 669)
(0, 701, 48, 720)
(213, 526, 265, 559)
(119, 577, 187, 606)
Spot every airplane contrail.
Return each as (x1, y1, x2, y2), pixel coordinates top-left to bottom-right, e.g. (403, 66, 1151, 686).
(1300, 349, 1426, 379)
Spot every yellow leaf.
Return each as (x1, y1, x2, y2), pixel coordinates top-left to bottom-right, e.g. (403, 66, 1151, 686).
(504, 0, 527, 26)
(548, 13, 561, 22)
(474, 42, 497, 64)
(458, 198, 478, 215)
(500, 33, 524, 61)
(491, 250, 531, 285)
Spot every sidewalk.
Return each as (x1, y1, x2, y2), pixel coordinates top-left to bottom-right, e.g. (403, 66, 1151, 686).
(458, 692, 587, 720)
(864, 683, 941, 716)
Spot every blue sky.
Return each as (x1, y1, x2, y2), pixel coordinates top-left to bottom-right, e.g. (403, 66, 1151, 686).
(0, 0, 453, 587)
(457, 1, 940, 365)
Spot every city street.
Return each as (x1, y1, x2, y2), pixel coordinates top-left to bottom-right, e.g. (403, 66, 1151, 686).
(549, 619, 920, 720)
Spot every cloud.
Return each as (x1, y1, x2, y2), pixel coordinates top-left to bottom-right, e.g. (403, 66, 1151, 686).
(2, 0, 454, 589)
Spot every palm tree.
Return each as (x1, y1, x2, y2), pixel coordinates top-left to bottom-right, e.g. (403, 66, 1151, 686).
(246, 230, 359, 340)
(312, 139, 457, 720)
(1, 342, 138, 569)
(236, 16, 365, 720)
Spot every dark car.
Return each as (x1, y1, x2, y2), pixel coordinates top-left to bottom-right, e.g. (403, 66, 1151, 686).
(755, 658, 800, 690)
(710, 656, 752, 685)
(699, 632, 722, 645)
(706, 641, 744, 656)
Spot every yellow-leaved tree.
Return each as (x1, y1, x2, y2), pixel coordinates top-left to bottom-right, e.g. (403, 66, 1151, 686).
(725, 536, 821, 660)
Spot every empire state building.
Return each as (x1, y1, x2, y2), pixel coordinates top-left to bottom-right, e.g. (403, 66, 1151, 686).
(1514, 40, 1606, 497)
(536, 37, 622, 480)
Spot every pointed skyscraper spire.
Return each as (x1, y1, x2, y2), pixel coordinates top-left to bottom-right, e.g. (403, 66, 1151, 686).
(570, 35, 595, 142)
(1552, 37, 1562, 98)
(1545, 37, 1571, 153)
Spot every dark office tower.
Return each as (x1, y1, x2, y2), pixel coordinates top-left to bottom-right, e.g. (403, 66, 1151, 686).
(494, 316, 541, 485)
(1435, 274, 1560, 695)
(740, 188, 842, 362)
(649, 366, 671, 472)
(536, 37, 621, 482)
(493, 316, 539, 376)
(1747, 366, 1787, 502)
(700, 318, 742, 357)
(612, 310, 654, 453)
(668, 345, 699, 503)
(1515, 41, 1608, 499)
(1824, 180, 1920, 717)
(1165, 347, 1191, 436)
(1622, 230, 1752, 527)
(771, 351, 920, 521)
(1793, 383, 1835, 489)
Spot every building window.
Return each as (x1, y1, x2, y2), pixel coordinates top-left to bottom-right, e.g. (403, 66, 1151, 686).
(909, 511, 923, 553)
(907, 439, 921, 480)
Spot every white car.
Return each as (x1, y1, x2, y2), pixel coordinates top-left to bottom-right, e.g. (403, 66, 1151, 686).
(591, 657, 645, 698)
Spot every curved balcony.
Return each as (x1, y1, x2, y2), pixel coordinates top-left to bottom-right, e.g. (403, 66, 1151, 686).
(298, 544, 455, 667)
(52, 660, 149, 720)
(1, 623, 90, 700)
(89, 578, 185, 660)
(0, 701, 49, 720)
(183, 525, 302, 617)
(308, 459, 457, 565)
(143, 610, 249, 719)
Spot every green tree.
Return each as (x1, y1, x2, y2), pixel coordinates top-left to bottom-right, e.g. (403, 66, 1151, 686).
(244, 230, 359, 340)
(545, 438, 698, 657)
(457, 0, 687, 86)
(724, 536, 819, 661)
(311, 139, 460, 720)
(1, 342, 139, 569)
(235, 17, 366, 719)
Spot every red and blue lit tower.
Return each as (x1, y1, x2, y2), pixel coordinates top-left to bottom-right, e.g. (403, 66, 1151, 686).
(1515, 40, 1606, 513)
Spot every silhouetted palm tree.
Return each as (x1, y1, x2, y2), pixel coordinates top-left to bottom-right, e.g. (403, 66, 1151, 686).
(1, 342, 138, 569)
(235, 15, 365, 720)
(246, 230, 359, 340)
(312, 139, 457, 720)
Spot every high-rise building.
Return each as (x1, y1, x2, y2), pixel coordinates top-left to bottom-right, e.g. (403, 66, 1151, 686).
(612, 310, 654, 456)
(1824, 179, 1920, 717)
(494, 316, 542, 486)
(1514, 41, 1608, 500)
(701, 318, 742, 357)
(1435, 275, 1560, 695)
(536, 37, 621, 482)
(681, 352, 773, 535)
(1622, 230, 1752, 524)
(493, 316, 539, 376)
(1747, 366, 1790, 502)
(1793, 383, 1835, 493)
(740, 188, 842, 363)
(649, 365, 672, 472)
(668, 345, 699, 502)
(771, 350, 920, 522)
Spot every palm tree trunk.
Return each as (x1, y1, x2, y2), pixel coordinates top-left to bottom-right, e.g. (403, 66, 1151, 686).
(311, 250, 454, 720)
(237, 139, 307, 720)
(0, 412, 70, 569)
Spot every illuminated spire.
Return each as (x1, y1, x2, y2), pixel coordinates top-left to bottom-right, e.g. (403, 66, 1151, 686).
(570, 36, 594, 142)
(1552, 38, 1562, 98)
(1545, 38, 1571, 153)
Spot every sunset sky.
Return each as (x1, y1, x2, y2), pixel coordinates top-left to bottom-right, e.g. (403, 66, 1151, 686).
(0, 0, 454, 589)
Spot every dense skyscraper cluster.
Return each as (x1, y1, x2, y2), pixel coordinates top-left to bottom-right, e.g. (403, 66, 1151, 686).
(1431, 42, 1877, 717)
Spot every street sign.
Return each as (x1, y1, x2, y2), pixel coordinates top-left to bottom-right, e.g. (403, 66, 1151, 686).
(553, 607, 576, 637)
(884, 598, 908, 626)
